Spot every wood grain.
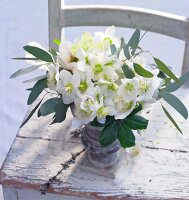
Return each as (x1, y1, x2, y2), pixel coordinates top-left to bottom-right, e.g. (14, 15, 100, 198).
(1, 136, 189, 199)
(17, 188, 95, 200)
(1, 90, 189, 199)
(62, 5, 188, 41)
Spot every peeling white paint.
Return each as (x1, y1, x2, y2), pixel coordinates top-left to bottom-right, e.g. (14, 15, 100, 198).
(1, 90, 189, 199)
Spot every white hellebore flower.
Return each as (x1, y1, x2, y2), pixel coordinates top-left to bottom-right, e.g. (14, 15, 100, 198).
(118, 78, 139, 98)
(72, 95, 96, 128)
(97, 79, 119, 99)
(75, 71, 94, 96)
(94, 26, 120, 49)
(47, 64, 59, 91)
(114, 96, 137, 120)
(59, 41, 77, 72)
(92, 96, 116, 124)
(89, 52, 118, 81)
(87, 85, 105, 103)
(137, 69, 161, 102)
(56, 70, 80, 104)
(114, 78, 139, 120)
(76, 48, 90, 72)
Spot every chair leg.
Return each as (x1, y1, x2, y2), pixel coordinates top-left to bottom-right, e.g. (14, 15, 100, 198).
(2, 186, 18, 200)
(182, 40, 189, 87)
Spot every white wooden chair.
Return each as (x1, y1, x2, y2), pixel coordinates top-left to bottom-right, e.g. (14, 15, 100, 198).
(1, 1, 189, 199)
(49, 1, 189, 75)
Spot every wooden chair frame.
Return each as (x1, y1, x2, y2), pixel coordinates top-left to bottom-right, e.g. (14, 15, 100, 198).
(48, 0, 189, 75)
(1, 2, 189, 199)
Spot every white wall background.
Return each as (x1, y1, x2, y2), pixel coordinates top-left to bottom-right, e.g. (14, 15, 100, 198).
(0, 0, 188, 199)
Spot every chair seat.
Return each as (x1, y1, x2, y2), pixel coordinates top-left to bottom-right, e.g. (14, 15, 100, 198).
(0, 89, 189, 200)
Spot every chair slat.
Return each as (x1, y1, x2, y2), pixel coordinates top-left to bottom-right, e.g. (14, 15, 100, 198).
(48, 1, 189, 78)
(61, 5, 188, 41)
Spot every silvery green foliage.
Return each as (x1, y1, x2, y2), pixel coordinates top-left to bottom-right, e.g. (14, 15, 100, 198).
(11, 26, 189, 147)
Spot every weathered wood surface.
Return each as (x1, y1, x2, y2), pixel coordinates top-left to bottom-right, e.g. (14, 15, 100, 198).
(61, 5, 189, 41)
(3, 187, 95, 200)
(48, 0, 61, 50)
(0, 89, 189, 199)
(1, 135, 189, 199)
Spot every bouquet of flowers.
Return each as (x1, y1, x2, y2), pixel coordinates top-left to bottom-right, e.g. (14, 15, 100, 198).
(11, 26, 189, 148)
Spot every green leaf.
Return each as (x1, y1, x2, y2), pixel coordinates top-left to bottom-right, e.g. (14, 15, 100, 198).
(164, 71, 189, 92)
(134, 63, 154, 78)
(49, 48, 57, 57)
(51, 99, 69, 124)
(120, 37, 125, 48)
(90, 118, 104, 127)
(11, 57, 39, 60)
(27, 79, 47, 105)
(37, 109, 41, 117)
(26, 88, 33, 91)
(139, 27, 151, 42)
(162, 105, 183, 134)
(10, 65, 42, 79)
(110, 44, 117, 55)
(157, 71, 167, 79)
(127, 29, 140, 55)
(122, 64, 135, 79)
(105, 116, 115, 125)
(39, 98, 61, 116)
(128, 104, 143, 117)
(23, 75, 46, 83)
(153, 57, 179, 83)
(99, 122, 118, 147)
(159, 91, 188, 119)
(116, 38, 125, 57)
(123, 44, 131, 59)
(124, 115, 148, 130)
(163, 78, 172, 86)
(117, 123, 135, 148)
(20, 99, 43, 128)
(23, 45, 54, 63)
(91, 116, 115, 128)
(54, 38, 61, 46)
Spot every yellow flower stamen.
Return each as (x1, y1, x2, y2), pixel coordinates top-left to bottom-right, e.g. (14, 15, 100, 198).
(93, 64, 103, 75)
(140, 82, 150, 93)
(97, 107, 108, 118)
(124, 82, 135, 91)
(64, 82, 73, 94)
(78, 80, 88, 93)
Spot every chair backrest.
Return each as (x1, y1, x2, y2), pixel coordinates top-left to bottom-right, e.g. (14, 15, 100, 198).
(48, 0, 189, 75)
